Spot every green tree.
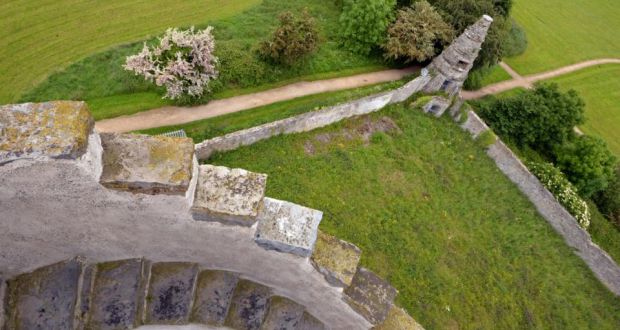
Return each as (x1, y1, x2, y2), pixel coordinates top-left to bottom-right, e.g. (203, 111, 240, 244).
(383, 1, 454, 63)
(596, 167, 620, 226)
(340, 0, 397, 55)
(479, 83, 585, 153)
(554, 136, 617, 197)
(259, 10, 319, 65)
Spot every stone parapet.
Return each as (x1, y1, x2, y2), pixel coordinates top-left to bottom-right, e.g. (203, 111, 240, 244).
(344, 268, 398, 325)
(311, 231, 362, 287)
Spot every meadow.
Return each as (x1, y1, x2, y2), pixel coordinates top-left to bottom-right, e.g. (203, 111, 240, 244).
(209, 103, 620, 329)
(0, 0, 262, 103)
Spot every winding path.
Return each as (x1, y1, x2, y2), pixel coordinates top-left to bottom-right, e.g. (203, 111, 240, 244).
(462, 58, 620, 100)
(95, 67, 419, 133)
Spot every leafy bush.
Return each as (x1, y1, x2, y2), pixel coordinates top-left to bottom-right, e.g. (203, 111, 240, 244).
(383, 1, 454, 63)
(339, 0, 397, 55)
(259, 10, 320, 65)
(124, 27, 218, 100)
(502, 18, 528, 57)
(529, 162, 591, 229)
(478, 83, 585, 153)
(553, 135, 617, 198)
(463, 69, 484, 90)
(595, 166, 620, 227)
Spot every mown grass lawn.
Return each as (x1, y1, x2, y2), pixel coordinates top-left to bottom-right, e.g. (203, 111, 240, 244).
(507, 0, 620, 74)
(209, 103, 620, 329)
(18, 0, 387, 118)
(549, 64, 620, 156)
(0, 0, 261, 104)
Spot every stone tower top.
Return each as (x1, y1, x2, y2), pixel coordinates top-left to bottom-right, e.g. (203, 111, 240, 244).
(423, 15, 494, 94)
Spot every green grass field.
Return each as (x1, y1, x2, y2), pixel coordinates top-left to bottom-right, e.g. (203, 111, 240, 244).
(507, 0, 620, 74)
(548, 64, 620, 156)
(0, 0, 262, 104)
(209, 103, 620, 329)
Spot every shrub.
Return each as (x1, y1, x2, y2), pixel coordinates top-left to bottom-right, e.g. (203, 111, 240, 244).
(259, 10, 319, 65)
(340, 0, 397, 55)
(383, 1, 454, 63)
(463, 69, 484, 90)
(529, 162, 591, 229)
(553, 135, 617, 198)
(595, 166, 620, 227)
(124, 27, 218, 100)
(502, 18, 528, 57)
(478, 83, 585, 153)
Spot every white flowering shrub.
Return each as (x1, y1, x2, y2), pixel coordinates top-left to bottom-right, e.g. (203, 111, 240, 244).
(529, 162, 591, 229)
(124, 27, 218, 100)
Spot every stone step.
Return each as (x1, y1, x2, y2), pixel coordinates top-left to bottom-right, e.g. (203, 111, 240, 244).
(375, 306, 425, 330)
(311, 231, 362, 288)
(255, 197, 323, 257)
(344, 268, 398, 326)
(87, 259, 148, 329)
(192, 165, 267, 226)
(297, 312, 326, 330)
(99, 133, 195, 195)
(191, 270, 239, 326)
(5, 258, 83, 329)
(145, 262, 199, 325)
(224, 280, 272, 330)
(259, 296, 304, 330)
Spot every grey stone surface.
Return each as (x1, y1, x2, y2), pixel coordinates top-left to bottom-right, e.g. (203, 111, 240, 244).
(88, 259, 146, 329)
(424, 15, 493, 93)
(6, 258, 82, 329)
(390, 76, 431, 104)
(0, 101, 94, 165)
(375, 306, 424, 330)
(0, 278, 6, 329)
(422, 96, 451, 117)
(76, 263, 96, 330)
(461, 110, 490, 138)
(255, 198, 323, 258)
(224, 280, 271, 330)
(192, 165, 267, 226)
(146, 263, 199, 325)
(100, 133, 195, 195)
(344, 268, 397, 325)
(297, 312, 326, 330)
(191, 270, 239, 326)
(448, 96, 465, 120)
(259, 296, 304, 330)
(311, 231, 362, 288)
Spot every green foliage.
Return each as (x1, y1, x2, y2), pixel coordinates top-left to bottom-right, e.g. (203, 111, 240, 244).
(383, 1, 454, 63)
(479, 83, 585, 153)
(595, 166, 620, 227)
(259, 10, 320, 65)
(209, 103, 620, 329)
(502, 18, 528, 57)
(475, 130, 497, 148)
(339, 0, 397, 55)
(554, 135, 617, 198)
(529, 162, 591, 228)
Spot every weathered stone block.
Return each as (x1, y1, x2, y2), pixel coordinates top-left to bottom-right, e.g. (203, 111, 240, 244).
(297, 312, 326, 330)
(6, 258, 82, 329)
(99, 133, 194, 195)
(422, 96, 451, 117)
(344, 268, 397, 325)
(88, 259, 147, 329)
(75, 263, 96, 329)
(224, 280, 271, 330)
(145, 262, 198, 325)
(374, 306, 425, 330)
(311, 231, 362, 287)
(0, 101, 94, 164)
(255, 197, 323, 257)
(191, 270, 239, 326)
(259, 296, 304, 330)
(192, 165, 267, 226)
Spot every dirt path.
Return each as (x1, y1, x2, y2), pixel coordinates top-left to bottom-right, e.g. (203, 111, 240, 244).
(95, 67, 418, 133)
(462, 59, 620, 100)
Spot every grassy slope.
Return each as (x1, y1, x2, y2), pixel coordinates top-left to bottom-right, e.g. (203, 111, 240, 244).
(209, 104, 620, 329)
(479, 64, 512, 87)
(507, 0, 620, 74)
(548, 64, 620, 156)
(139, 79, 408, 142)
(0, 0, 261, 104)
(19, 0, 386, 118)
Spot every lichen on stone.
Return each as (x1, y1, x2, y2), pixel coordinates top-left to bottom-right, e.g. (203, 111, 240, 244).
(311, 231, 362, 287)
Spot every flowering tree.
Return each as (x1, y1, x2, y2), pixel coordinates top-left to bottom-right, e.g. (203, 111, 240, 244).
(124, 27, 218, 100)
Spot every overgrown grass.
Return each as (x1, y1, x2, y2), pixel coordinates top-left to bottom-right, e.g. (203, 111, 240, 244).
(19, 0, 388, 118)
(139, 79, 408, 142)
(506, 0, 620, 74)
(0, 0, 262, 103)
(548, 64, 620, 156)
(209, 103, 620, 329)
